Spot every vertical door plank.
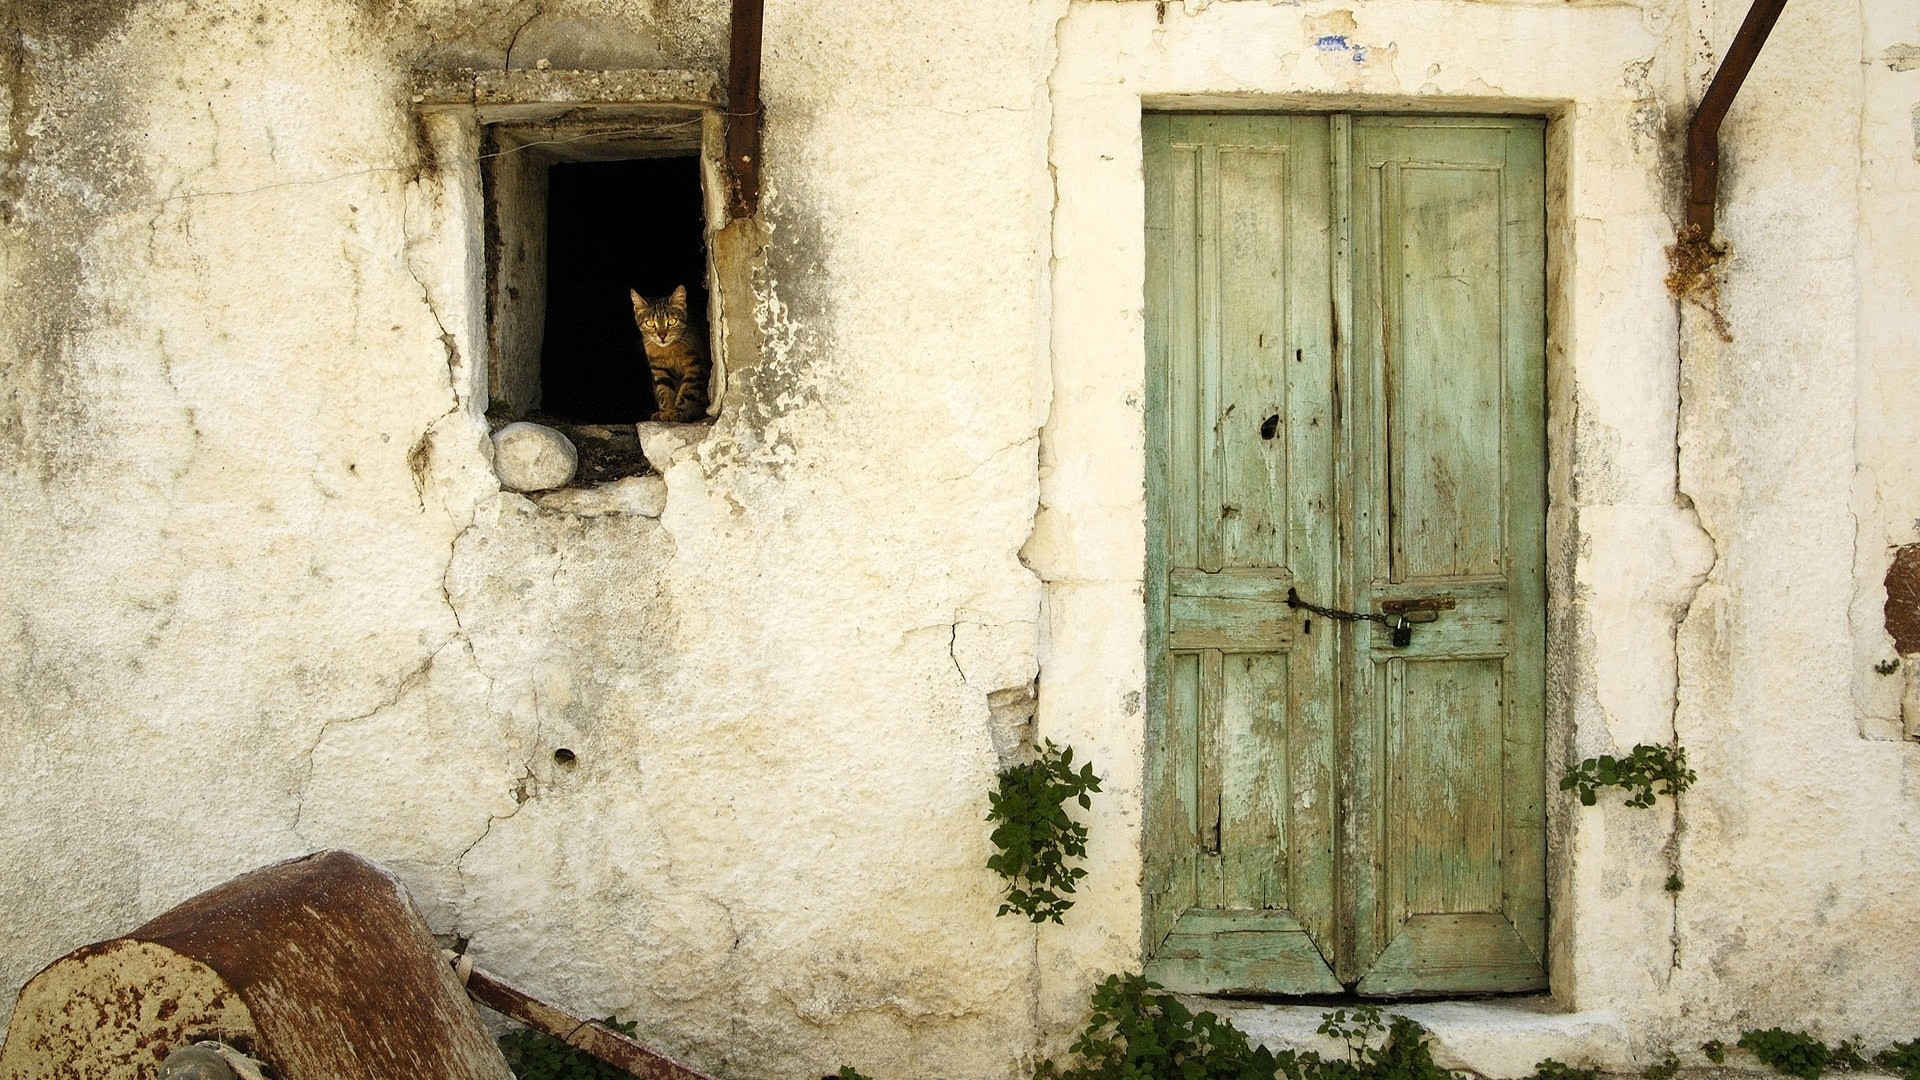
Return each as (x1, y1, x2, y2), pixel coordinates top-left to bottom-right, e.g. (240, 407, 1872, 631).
(1499, 121, 1550, 963)
(1197, 143, 1226, 575)
(1143, 114, 1191, 954)
(1283, 115, 1340, 967)
(1167, 142, 1203, 573)
(1336, 115, 1384, 985)
(1162, 651, 1203, 935)
(1196, 647, 1227, 909)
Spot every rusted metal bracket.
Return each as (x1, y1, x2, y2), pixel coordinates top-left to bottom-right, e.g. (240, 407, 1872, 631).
(1685, 0, 1789, 237)
(725, 0, 765, 219)
(1380, 597, 1456, 623)
(458, 961, 720, 1080)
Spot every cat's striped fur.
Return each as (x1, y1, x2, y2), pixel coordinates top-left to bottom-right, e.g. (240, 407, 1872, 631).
(630, 285, 711, 423)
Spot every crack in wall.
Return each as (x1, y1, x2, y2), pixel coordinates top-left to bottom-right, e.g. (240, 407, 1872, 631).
(454, 760, 535, 874)
(502, 2, 545, 69)
(400, 176, 465, 383)
(942, 433, 1038, 484)
(1017, 0, 1073, 1054)
(1669, 0, 1732, 969)
(292, 643, 448, 843)
(128, 165, 412, 217)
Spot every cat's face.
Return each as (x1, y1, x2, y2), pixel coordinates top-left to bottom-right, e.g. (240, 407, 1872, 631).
(630, 285, 689, 348)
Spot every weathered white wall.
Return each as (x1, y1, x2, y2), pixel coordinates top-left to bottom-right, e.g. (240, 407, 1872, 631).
(0, 2, 1048, 1077)
(1, 0, 1917, 1077)
(1668, 0, 1920, 1045)
(1852, 1, 1920, 736)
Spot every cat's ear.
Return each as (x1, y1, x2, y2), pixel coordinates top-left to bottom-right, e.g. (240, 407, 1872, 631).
(668, 284, 687, 311)
(629, 289, 647, 317)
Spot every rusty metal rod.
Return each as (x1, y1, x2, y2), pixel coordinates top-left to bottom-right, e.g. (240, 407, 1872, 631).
(1685, 0, 1789, 235)
(460, 962, 720, 1080)
(725, 0, 765, 219)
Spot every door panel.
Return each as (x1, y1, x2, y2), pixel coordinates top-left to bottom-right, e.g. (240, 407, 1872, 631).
(1347, 116, 1546, 991)
(1382, 163, 1507, 583)
(1145, 114, 1340, 995)
(1146, 113, 1546, 996)
(1387, 657, 1505, 919)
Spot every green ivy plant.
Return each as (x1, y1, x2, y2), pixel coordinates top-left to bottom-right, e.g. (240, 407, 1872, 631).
(1034, 973, 1280, 1080)
(1561, 743, 1695, 808)
(1736, 1029, 1869, 1080)
(499, 1017, 638, 1080)
(1525, 1061, 1597, 1080)
(1717, 1027, 1920, 1080)
(1032, 974, 1466, 1080)
(1875, 1040, 1920, 1080)
(987, 740, 1101, 923)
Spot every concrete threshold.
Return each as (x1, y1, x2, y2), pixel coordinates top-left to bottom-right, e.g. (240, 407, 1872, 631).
(1182, 996, 1631, 1079)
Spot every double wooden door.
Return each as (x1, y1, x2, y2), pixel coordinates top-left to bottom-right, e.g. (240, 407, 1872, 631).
(1143, 114, 1547, 996)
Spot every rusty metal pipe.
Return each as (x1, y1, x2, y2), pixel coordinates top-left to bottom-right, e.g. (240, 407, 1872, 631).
(725, 0, 765, 219)
(460, 962, 720, 1080)
(1685, 0, 1789, 235)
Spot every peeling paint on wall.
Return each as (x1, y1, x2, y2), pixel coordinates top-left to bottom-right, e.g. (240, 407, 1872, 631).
(1302, 9, 1398, 86)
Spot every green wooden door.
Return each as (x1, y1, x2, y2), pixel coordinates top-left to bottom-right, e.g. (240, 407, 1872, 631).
(1144, 114, 1546, 997)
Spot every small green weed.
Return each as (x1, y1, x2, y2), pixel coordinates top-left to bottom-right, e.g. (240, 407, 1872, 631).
(1737, 1029, 1840, 1080)
(1561, 744, 1696, 808)
(1317, 1005, 1388, 1061)
(1297, 1015, 1459, 1080)
(987, 740, 1102, 923)
(1703, 1041, 1727, 1064)
(825, 1069, 874, 1080)
(1874, 1040, 1920, 1080)
(1643, 1053, 1681, 1080)
(1732, 1028, 1920, 1080)
(1527, 1061, 1597, 1080)
(499, 1017, 637, 1080)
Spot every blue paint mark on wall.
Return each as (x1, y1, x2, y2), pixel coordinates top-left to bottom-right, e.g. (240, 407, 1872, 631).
(1314, 33, 1370, 62)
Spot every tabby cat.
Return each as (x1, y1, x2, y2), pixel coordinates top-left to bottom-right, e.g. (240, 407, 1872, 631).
(630, 285, 711, 423)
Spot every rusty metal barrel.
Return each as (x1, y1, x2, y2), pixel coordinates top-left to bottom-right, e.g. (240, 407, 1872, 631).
(0, 851, 514, 1080)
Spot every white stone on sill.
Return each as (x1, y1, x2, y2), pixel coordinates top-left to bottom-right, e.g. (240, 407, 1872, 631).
(1187, 996, 1631, 1079)
(491, 421, 578, 492)
(635, 420, 706, 471)
(534, 475, 667, 518)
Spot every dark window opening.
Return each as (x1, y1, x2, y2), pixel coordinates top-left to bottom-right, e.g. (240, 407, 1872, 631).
(539, 157, 708, 425)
